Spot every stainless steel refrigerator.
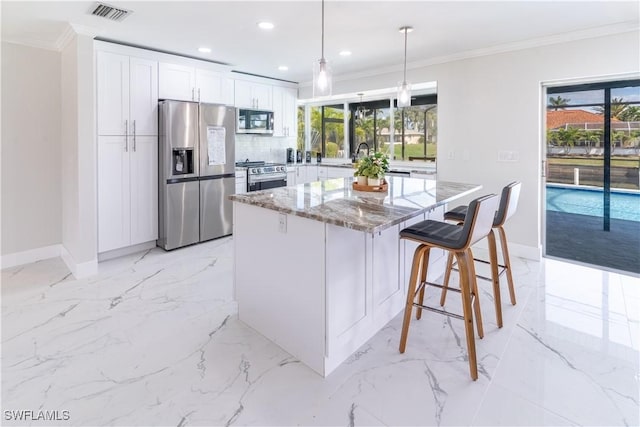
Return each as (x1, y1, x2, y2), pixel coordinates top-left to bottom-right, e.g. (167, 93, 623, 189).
(158, 101, 235, 250)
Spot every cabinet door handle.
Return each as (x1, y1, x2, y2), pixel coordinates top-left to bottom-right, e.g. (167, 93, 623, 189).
(133, 120, 137, 152)
(198, 88, 201, 102)
(192, 88, 195, 101)
(124, 120, 128, 152)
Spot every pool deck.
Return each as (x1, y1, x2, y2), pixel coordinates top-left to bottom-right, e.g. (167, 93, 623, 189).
(546, 210, 640, 274)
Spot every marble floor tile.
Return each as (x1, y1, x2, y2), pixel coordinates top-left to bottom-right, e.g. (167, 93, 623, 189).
(2, 238, 638, 426)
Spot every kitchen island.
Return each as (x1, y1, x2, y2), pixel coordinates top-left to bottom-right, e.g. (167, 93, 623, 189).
(230, 177, 480, 376)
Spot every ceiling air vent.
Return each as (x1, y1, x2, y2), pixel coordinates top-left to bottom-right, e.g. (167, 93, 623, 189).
(90, 3, 132, 22)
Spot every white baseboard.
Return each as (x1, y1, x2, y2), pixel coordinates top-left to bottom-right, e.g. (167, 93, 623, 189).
(61, 246, 98, 279)
(0, 244, 62, 269)
(98, 241, 156, 262)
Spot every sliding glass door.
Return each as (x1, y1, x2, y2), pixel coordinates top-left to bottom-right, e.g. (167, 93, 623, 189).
(544, 80, 640, 273)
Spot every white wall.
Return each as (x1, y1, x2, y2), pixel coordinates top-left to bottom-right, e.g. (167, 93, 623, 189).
(302, 31, 640, 255)
(60, 34, 97, 276)
(1, 42, 61, 255)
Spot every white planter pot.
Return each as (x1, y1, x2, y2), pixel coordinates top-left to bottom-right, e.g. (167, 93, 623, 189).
(357, 176, 368, 185)
(367, 177, 381, 186)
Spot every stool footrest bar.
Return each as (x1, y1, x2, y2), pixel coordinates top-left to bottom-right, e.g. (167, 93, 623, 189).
(411, 303, 465, 320)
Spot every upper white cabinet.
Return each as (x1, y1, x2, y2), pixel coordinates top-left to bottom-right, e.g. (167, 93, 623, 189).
(235, 79, 272, 110)
(159, 62, 233, 104)
(97, 52, 158, 136)
(273, 86, 297, 137)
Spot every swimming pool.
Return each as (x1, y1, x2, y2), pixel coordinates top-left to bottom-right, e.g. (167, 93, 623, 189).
(546, 185, 640, 222)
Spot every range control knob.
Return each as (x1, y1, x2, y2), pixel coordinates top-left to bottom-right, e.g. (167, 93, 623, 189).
(251, 168, 257, 173)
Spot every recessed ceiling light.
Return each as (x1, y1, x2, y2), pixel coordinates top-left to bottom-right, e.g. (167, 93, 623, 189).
(339, 50, 352, 57)
(258, 22, 274, 30)
(198, 47, 211, 53)
(278, 65, 289, 71)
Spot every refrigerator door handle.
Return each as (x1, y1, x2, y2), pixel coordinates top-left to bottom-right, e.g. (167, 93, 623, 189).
(124, 120, 128, 152)
(133, 120, 136, 152)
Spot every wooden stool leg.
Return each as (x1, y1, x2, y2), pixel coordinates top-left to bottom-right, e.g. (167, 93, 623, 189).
(455, 251, 478, 381)
(400, 245, 428, 353)
(487, 230, 503, 328)
(498, 226, 517, 305)
(466, 248, 484, 339)
(416, 247, 431, 320)
(439, 251, 454, 307)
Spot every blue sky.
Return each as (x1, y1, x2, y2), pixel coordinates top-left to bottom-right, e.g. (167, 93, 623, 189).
(548, 86, 640, 106)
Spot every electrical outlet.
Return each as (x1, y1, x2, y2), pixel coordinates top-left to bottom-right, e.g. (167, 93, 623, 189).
(278, 214, 287, 233)
(447, 150, 455, 160)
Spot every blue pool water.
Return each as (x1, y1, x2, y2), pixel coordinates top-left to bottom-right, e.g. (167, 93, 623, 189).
(546, 186, 640, 222)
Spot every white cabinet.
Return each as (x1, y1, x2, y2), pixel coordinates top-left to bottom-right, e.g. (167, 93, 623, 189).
(287, 169, 296, 186)
(97, 50, 158, 253)
(98, 135, 158, 253)
(295, 165, 308, 184)
(326, 166, 355, 179)
(97, 52, 158, 136)
(235, 170, 247, 194)
(273, 86, 297, 137)
(159, 62, 232, 104)
(235, 79, 272, 110)
(307, 165, 319, 182)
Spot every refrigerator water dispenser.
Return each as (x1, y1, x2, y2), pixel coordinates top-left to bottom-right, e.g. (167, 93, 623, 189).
(172, 148, 194, 176)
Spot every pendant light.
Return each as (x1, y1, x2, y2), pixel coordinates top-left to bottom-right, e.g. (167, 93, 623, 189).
(397, 26, 413, 108)
(313, 0, 332, 97)
(356, 93, 365, 120)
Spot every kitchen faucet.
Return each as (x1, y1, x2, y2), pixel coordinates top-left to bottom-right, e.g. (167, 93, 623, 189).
(353, 142, 370, 162)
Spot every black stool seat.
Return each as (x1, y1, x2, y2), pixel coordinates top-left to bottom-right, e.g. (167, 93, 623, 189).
(442, 205, 468, 223)
(400, 221, 466, 249)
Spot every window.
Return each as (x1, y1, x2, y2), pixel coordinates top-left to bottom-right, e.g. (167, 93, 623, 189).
(394, 98, 437, 161)
(348, 94, 437, 161)
(299, 93, 438, 162)
(309, 105, 346, 158)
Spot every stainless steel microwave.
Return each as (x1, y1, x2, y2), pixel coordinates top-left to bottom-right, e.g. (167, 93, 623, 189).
(236, 108, 274, 135)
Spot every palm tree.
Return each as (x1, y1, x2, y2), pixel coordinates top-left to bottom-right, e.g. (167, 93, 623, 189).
(594, 97, 628, 119)
(548, 95, 570, 111)
(618, 105, 640, 121)
(556, 127, 581, 154)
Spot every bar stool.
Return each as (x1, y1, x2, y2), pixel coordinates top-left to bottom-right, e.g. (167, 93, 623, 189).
(399, 194, 499, 381)
(440, 182, 522, 328)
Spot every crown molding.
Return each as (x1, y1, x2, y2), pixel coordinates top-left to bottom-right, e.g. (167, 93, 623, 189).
(55, 23, 100, 51)
(300, 20, 640, 88)
(0, 37, 59, 51)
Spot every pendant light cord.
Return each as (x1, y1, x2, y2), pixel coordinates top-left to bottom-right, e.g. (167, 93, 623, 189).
(321, 0, 325, 60)
(403, 28, 408, 83)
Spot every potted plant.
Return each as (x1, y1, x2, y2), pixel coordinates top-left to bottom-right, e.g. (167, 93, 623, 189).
(366, 152, 389, 186)
(354, 156, 371, 185)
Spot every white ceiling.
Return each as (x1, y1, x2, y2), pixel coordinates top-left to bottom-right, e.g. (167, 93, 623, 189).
(2, 1, 638, 84)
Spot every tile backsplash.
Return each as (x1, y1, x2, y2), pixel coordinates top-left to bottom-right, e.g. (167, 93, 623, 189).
(235, 135, 295, 164)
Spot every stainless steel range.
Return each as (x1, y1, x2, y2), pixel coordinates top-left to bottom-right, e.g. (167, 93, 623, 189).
(236, 161, 287, 192)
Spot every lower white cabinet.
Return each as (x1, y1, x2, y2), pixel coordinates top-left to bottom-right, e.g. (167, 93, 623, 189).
(98, 135, 158, 253)
(326, 166, 355, 179)
(235, 170, 247, 194)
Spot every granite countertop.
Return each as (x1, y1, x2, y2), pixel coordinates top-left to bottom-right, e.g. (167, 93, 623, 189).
(229, 177, 481, 233)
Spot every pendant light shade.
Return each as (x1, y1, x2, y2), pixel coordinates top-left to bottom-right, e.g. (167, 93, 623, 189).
(313, 0, 332, 97)
(397, 26, 413, 108)
(356, 93, 365, 120)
